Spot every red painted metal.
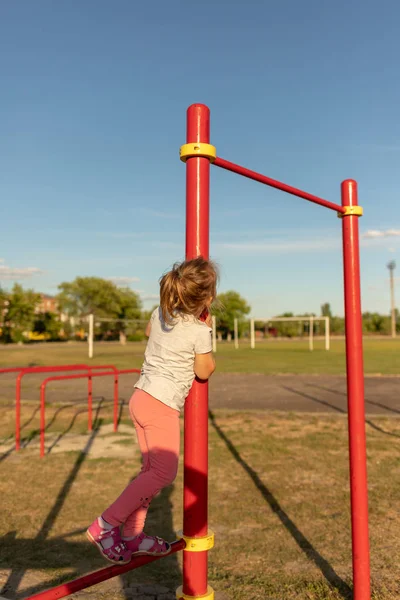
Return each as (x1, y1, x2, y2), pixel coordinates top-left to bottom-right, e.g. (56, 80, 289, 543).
(0, 366, 29, 374)
(15, 365, 117, 450)
(39, 369, 141, 457)
(112, 369, 141, 431)
(183, 103, 210, 597)
(23, 539, 186, 600)
(213, 156, 345, 214)
(341, 179, 370, 600)
(16, 365, 87, 451)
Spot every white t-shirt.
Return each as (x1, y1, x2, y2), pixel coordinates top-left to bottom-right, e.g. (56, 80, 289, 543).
(134, 307, 212, 411)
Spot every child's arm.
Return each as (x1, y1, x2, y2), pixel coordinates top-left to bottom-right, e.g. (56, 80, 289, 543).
(195, 308, 215, 379)
(145, 321, 152, 337)
(194, 352, 215, 380)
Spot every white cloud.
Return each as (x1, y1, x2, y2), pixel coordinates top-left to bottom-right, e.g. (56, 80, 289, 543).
(362, 229, 400, 239)
(141, 293, 159, 301)
(108, 276, 140, 285)
(0, 263, 43, 280)
(215, 238, 340, 254)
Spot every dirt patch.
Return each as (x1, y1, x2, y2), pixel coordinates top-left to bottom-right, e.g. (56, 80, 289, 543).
(0, 423, 138, 460)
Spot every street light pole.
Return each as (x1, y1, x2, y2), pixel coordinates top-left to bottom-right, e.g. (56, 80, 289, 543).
(387, 260, 396, 338)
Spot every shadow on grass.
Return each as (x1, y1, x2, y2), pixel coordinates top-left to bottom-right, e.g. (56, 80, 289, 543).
(0, 402, 181, 599)
(308, 382, 400, 416)
(283, 385, 400, 439)
(0, 397, 119, 463)
(117, 398, 128, 427)
(46, 399, 109, 454)
(0, 420, 103, 598)
(208, 409, 352, 599)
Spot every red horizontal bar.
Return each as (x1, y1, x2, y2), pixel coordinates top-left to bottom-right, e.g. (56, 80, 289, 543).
(213, 156, 345, 213)
(0, 366, 30, 374)
(41, 371, 118, 386)
(24, 539, 186, 600)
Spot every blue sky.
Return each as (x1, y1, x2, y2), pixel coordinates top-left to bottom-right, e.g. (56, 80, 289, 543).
(1, 0, 400, 317)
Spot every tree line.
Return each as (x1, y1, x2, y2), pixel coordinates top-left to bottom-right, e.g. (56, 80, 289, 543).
(0, 280, 397, 344)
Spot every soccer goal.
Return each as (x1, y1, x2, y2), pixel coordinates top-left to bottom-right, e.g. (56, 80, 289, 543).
(87, 314, 149, 358)
(249, 316, 330, 351)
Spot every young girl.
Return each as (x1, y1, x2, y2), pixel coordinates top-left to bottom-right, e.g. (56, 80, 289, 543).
(87, 257, 217, 564)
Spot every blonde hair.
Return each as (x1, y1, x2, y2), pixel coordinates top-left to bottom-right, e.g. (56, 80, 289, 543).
(159, 257, 218, 324)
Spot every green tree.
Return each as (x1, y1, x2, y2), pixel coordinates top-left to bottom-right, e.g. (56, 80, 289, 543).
(275, 312, 302, 338)
(321, 303, 333, 318)
(362, 312, 390, 335)
(57, 277, 142, 342)
(33, 312, 62, 341)
(57, 277, 121, 317)
(213, 291, 251, 339)
(0, 284, 41, 343)
(116, 287, 142, 320)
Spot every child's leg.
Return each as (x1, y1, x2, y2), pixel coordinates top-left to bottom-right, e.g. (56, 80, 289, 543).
(102, 390, 180, 534)
(122, 392, 152, 536)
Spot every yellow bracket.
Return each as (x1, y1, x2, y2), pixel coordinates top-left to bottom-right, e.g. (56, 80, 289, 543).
(180, 143, 217, 163)
(337, 205, 363, 218)
(176, 530, 215, 552)
(176, 585, 215, 600)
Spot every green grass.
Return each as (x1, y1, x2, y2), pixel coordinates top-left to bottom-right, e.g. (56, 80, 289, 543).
(1, 410, 399, 599)
(0, 338, 400, 374)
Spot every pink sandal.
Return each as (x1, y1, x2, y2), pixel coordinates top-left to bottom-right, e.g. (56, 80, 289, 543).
(86, 518, 131, 564)
(123, 532, 171, 556)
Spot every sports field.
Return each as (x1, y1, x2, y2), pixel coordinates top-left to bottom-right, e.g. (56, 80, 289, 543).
(1, 340, 399, 599)
(0, 337, 399, 374)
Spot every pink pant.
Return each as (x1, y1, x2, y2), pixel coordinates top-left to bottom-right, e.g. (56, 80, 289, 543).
(102, 389, 180, 537)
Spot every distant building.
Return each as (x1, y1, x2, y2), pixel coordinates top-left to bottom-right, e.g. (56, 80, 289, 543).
(36, 294, 58, 314)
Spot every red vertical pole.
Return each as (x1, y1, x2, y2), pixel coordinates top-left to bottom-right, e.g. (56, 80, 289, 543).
(182, 104, 210, 598)
(16, 375, 21, 451)
(40, 384, 46, 458)
(113, 374, 119, 432)
(341, 179, 370, 600)
(88, 375, 93, 432)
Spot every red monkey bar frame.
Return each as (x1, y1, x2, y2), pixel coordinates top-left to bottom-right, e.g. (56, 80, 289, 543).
(180, 104, 369, 600)
(15, 365, 118, 451)
(39, 369, 140, 457)
(21, 105, 369, 600)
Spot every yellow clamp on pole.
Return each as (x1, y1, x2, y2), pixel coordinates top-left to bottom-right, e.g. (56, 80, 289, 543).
(176, 529, 215, 552)
(176, 585, 215, 600)
(337, 206, 364, 218)
(180, 143, 217, 163)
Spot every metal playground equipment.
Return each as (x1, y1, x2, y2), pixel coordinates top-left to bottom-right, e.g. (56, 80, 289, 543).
(39, 368, 141, 457)
(13, 364, 118, 451)
(22, 103, 368, 600)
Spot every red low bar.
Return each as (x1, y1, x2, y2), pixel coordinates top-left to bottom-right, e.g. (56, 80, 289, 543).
(0, 366, 29, 374)
(341, 180, 370, 600)
(213, 156, 345, 213)
(16, 365, 89, 451)
(39, 369, 141, 457)
(15, 365, 117, 450)
(24, 539, 186, 600)
(40, 371, 116, 457)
